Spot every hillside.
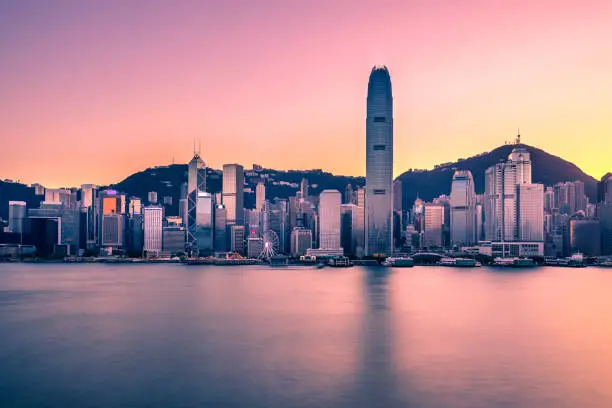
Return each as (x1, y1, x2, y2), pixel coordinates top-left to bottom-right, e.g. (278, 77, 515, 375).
(397, 143, 598, 209)
(0, 144, 601, 219)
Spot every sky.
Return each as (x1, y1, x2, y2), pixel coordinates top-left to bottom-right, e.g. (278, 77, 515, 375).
(1, 0, 611, 188)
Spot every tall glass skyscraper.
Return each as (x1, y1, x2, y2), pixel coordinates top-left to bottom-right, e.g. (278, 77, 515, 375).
(365, 66, 393, 256)
(450, 170, 477, 246)
(222, 164, 244, 226)
(187, 153, 206, 254)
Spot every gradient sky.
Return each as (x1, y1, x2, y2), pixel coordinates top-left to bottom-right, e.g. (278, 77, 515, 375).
(1, 0, 611, 188)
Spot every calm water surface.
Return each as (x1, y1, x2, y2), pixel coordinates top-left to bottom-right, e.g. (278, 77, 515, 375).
(1, 264, 612, 408)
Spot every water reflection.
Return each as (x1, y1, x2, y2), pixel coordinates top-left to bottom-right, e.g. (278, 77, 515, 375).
(356, 267, 400, 407)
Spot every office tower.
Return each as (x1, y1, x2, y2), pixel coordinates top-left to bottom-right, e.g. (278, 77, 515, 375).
(393, 179, 403, 212)
(196, 192, 214, 255)
(24, 217, 60, 257)
(365, 66, 393, 256)
(423, 203, 445, 247)
(179, 198, 187, 225)
(599, 173, 612, 204)
(180, 182, 188, 200)
(128, 214, 144, 255)
(574, 181, 586, 212)
(344, 184, 354, 205)
(45, 188, 73, 207)
(214, 204, 227, 253)
(97, 189, 126, 249)
(268, 200, 288, 253)
(143, 206, 163, 257)
(288, 196, 300, 230)
(244, 209, 261, 236)
(517, 184, 544, 241)
(222, 164, 244, 226)
(229, 224, 245, 254)
(598, 203, 612, 255)
(450, 170, 477, 246)
(162, 226, 185, 256)
(80, 185, 97, 248)
(319, 190, 342, 250)
(187, 152, 207, 252)
(484, 144, 535, 242)
(8, 201, 26, 235)
(300, 178, 309, 200)
(544, 187, 554, 212)
(412, 197, 425, 232)
(290, 227, 313, 257)
(475, 202, 484, 242)
(129, 197, 142, 216)
(353, 187, 366, 257)
(570, 215, 601, 256)
(247, 235, 264, 258)
(341, 204, 358, 256)
(255, 181, 266, 211)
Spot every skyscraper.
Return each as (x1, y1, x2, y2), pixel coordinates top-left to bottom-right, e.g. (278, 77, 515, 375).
(319, 189, 342, 250)
(186, 152, 207, 253)
(222, 164, 244, 226)
(423, 202, 445, 247)
(196, 192, 214, 255)
(365, 66, 393, 257)
(300, 178, 309, 200)
(8, 201, 26, 235)
(143, 205, 163, 257)
(256, 181, 266, 211)
(517, 183, 544, 241)
(450, 170, 477, 246)
(599, 173, 612, 204)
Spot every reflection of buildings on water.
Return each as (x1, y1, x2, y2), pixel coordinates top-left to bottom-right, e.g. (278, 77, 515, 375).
(358, 267, 399, 407)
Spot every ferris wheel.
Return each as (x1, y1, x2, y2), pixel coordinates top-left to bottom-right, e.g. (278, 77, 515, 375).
(259, 230, 280, 260)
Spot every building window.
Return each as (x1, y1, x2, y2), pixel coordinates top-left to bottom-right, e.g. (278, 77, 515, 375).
(373, 145, 386, 151)
(374, 189, 386, 195)
(374, 117, 386, 122)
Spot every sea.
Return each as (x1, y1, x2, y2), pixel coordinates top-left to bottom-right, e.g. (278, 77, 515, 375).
(1, 263, 611, 408)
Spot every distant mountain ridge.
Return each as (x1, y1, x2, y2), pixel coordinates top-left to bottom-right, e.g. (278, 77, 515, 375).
(397, 143, 598, 209)
(0, 144, 600, 220)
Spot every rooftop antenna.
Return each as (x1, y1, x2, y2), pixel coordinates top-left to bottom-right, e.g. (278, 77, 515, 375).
(193, 137, 196, 156)
(198, 138, 201, 155)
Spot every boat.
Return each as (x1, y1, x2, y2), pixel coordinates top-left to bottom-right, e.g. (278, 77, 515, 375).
(598, 260, 612, 268)
(439, 257, 480, 267)
(566, 253, 586, 268)
(328, 256, 352, 267)
(382, 257, 414, 267)
(491, 257, 536, 268)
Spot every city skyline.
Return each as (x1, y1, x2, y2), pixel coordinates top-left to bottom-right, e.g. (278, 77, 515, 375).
(2, 1, 612, 187)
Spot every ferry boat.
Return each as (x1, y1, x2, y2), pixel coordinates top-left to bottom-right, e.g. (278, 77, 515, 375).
(491, 257, 536, 268)
(566, 253, 586, 268)
(328, 256, 352, 267)
(382, 257, 414, 267)
(598, 259, 612, 268)
(439, 257, 480, 267)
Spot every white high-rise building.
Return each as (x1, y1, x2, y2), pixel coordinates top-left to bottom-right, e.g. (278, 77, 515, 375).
(484, 143, 544, 244)
(423, 203, 445, 247)
(450, 170, 477, 246)
(365, 66, 393, 256)
(143, 206, 163, 257)
(129, 197, 142, 216)
(222, 164, 244, 225)
(518, 184, 544, 241)
(318, 190, 342, 250)
(256, 181, 266, 211)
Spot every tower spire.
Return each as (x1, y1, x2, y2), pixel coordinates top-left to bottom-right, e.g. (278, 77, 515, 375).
(516, 128, 521, 145)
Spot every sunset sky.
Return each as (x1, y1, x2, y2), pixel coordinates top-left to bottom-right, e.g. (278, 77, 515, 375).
(1, 0, 611, 188)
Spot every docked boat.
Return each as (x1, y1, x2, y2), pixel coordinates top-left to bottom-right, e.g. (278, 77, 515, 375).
(328, 256, 352, 267)
(491, 257, 536, 268)
(382, 257, 414, 267)
(565, 253, 587, 268)
(598, 260, 612, 268)
(439, 257, 480, 267)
